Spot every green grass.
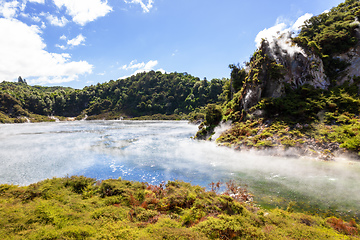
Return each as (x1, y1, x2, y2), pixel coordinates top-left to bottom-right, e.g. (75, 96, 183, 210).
(0, 176, 359, 239)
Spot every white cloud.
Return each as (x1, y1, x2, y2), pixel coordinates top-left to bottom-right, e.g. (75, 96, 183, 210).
(171, 49, 178, 57)
(119, 59, 164, 79)
(19, 12, 44, 25)
(255, 13, 313, 48)
(121, 60, 145, 70)
(20, 12, 29, 18)
(53, 0, 112, 26)
(67, 34, 86, 47)
(292, 13, 313, 32)
(20, 2, 26, 11)
(46, 14, 69, 27)
(55, 44, 67, 50)
(0, 18, 93, 84)
(56, 34, 86, 49)
(124, 0, 154, 13)
(121, 59, 157, 71)
(0, 0, 19, 19)
(28, 0, 45, 3)
(31, 15, 41, 22)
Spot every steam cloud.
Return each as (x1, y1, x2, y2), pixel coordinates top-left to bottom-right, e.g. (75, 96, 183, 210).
(255, 13, 313, 57)
(212, 121, 232, 141)
(0, 120, 360, 215)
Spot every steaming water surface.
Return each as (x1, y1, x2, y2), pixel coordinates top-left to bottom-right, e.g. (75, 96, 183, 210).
(1, 120, 360, 217)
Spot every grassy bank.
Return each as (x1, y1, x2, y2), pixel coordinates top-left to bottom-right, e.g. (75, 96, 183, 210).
(0, 176, 359, 239)
(217, 117, 360, 160)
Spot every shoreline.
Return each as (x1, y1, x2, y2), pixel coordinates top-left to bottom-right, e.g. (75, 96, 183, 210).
(217, 140, 360, 162)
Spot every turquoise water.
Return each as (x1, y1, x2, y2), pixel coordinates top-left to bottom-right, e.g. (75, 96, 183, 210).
(1, 120, 360, 218)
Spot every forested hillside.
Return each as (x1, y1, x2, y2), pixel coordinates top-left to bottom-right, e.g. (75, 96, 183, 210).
(293, 0, 360, 81)
(201, 0, 360, 160)
(0, 71, 225, 123)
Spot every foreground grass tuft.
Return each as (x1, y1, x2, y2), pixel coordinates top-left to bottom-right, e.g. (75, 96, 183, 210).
(0, 176, 359, 239)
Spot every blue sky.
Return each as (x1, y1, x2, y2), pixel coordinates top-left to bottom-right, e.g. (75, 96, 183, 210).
(0, 0, 345, 88)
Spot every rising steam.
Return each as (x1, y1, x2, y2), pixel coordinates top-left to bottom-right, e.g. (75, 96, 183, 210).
(0, 120, 360, 216)
(255, 13, 313, 57)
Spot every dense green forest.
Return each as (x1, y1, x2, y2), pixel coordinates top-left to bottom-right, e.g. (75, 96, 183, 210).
(0, 72, 225, 123)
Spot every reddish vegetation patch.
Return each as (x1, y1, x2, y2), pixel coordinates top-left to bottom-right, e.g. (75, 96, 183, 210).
(327, 217, 358, 235)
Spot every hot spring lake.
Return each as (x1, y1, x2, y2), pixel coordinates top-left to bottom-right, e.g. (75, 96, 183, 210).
(1, 120, 360, 218)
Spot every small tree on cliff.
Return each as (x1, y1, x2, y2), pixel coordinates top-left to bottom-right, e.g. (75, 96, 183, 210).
(229, 64, 246, 98)
(195, 104, 223, 140)
(205, 104, 222, 127)
(17, 76, 27, 85)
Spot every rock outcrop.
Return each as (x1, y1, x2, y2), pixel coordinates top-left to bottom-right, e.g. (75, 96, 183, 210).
(240, 33, 330, 112)
(218, 2, 360, 160)
(334, 29, 360, 86)
(263, 33, 329, 90)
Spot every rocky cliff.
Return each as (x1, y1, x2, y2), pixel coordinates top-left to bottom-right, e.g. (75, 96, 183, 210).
(238, 33, 332, 113)
(238, 27, 360, 115)
(263, 33, 330, 90)
(335, 29, 360, 86)
(216, 1, 360, 159)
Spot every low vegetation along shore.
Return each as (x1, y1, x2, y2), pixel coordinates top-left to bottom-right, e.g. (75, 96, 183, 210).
(0, 176, 359, 239)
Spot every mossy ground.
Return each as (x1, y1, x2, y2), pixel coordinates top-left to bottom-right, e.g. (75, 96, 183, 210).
(217, 115, 360, 161)
(217, 82, 360, 160)
(0, 176, 359, 239)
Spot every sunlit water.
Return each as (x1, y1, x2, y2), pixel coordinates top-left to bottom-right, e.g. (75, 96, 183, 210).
(1, 120, 360, 218)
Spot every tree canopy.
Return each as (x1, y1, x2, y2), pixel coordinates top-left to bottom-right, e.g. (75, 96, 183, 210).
(0, 71, 226, 121)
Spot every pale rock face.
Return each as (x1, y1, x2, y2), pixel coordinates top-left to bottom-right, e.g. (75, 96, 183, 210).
(334, 37, 360, 85)
(261, 37, 329, 93)
(241, 34, 330, 111)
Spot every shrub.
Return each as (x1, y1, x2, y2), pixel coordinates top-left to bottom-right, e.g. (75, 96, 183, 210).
(327, 217, 359, 235)
(64, 175, 96, 194)
(205, 104, 222, 127)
